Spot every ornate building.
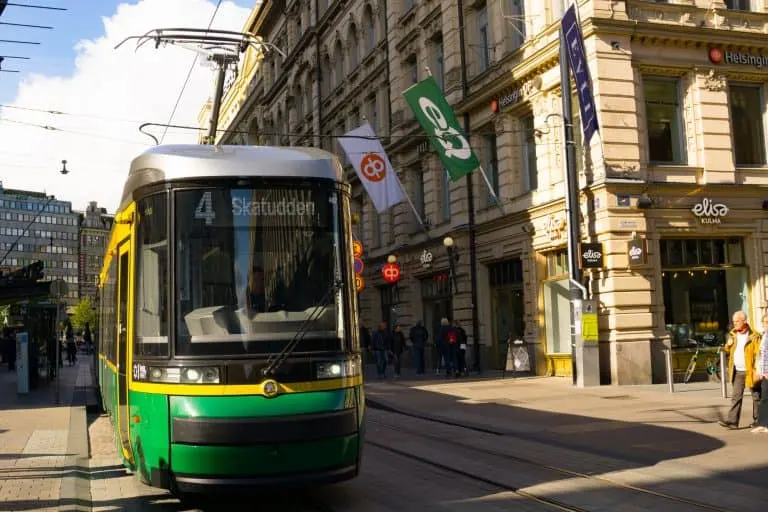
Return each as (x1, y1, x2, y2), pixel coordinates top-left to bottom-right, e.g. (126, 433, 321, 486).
(203, 0, 768, 386)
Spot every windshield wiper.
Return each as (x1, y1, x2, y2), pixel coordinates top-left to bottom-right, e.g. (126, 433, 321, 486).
(261, 279, 343, 378)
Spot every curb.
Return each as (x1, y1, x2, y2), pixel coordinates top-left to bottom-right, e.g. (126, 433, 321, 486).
(59, 384, 93, 511)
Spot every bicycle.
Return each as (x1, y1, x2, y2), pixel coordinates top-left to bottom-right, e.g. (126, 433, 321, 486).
(683, 339, 722, 383)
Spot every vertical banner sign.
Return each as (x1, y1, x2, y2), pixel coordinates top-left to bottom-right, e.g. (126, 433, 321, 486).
(403, 76, 480, 182)
(338, 123, 405, 213)
(561, 5, 600, 145)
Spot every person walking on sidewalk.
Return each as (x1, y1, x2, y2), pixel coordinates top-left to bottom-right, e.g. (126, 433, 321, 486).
(719, 310, 762, 430)
(438, 318, 458, 378)
(65, 321, 77, 366)
(752, 314, 768, 433)
(409, 321, 428, 374)
(391, 324, 407, 379)
(371, 322, 391, 380)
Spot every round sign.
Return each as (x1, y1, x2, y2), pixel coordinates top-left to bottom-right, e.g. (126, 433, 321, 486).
(354, 258, 364, 275)
(709, 47, 723, 64)
(360, 153, 387, 182)
(381, 262, 401, 283)
(352, 240, 363, 258)
(355, 275, 364, 293)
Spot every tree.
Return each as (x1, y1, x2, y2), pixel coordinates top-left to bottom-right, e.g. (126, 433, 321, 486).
(71, 299, 96, 333)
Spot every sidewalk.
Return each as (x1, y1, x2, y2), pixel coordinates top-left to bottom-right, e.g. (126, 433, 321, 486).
(0, 355, 95, 511)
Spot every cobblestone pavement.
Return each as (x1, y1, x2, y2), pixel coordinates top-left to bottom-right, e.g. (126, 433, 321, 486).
(0, 361, 82, 511)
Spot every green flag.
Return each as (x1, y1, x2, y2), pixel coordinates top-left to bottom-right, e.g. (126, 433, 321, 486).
(403, 76, 480, 182)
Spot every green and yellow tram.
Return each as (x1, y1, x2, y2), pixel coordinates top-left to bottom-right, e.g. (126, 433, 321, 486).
(96, 144, 364, 495)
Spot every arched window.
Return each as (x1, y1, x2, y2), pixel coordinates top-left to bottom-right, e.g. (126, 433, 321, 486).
(295, 84, 303, 119)
(305, 73, 314, 115)
(247, 117, 260, 145)
(334, 41, 344, 88)
(348, 24, 359, 68)
(363, 6, 374, 54)
(321, 54, 331, 97)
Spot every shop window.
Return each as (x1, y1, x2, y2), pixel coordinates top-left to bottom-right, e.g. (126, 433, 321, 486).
(644, 77, 686, 164)
(489, 259, 523, 286)
(661, 238, 748, 347)
(729, 84, 766, 166)
(546, 249, 569, 278)
(490, 259, 525, 364)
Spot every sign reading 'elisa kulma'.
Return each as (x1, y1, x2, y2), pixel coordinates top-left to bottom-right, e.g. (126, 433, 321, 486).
(579, 243, 604, 269)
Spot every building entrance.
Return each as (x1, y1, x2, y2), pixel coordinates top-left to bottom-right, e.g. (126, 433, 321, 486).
(421, 273, 452, 369)
(489, 258, 524, 369)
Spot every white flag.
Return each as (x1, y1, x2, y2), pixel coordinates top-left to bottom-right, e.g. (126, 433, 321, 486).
(337, 123, 404, 213)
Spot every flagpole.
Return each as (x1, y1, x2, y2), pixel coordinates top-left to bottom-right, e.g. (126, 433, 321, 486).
(477, 164, 506, 216)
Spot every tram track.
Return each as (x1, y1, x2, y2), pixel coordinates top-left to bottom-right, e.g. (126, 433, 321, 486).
(365, 405, 735, 512)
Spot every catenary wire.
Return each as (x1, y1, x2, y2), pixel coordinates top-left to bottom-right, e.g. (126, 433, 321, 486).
(159, 0, 223, 145)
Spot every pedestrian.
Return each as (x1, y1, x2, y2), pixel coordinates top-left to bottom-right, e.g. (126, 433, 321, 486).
(391, 324, 406, 379)
(438, 318, 458, 378)
(752, 313, 768, 433)
(454, 320, 469, 377)
(719, 310, 762, 430)
(65, 321, 77, 366)
(409, 320, 428, 374)
(371, 322, 391, 380)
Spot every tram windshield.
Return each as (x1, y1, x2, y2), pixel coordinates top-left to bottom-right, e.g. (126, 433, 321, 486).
(174, 184, 345, 357)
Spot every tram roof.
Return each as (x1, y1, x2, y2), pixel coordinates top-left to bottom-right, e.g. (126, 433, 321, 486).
(119, 144, 344, 211)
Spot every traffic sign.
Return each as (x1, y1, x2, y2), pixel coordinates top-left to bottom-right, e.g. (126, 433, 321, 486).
(352, 240, 363, 258)
(354, 258, 364, 274)
(355, 275, 364, 293)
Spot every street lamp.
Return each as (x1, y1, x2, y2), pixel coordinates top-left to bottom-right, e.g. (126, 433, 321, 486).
(60, 159, 69, 175)
(443, 236, 459, 294)
(387, 254, 397, 264)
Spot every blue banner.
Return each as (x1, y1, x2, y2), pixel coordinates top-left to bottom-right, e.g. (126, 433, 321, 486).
(561, 4, 599, 145)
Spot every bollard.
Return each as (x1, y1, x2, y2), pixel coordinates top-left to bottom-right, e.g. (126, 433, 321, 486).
(664, 347, 675, 393)
(720, 349, 728, 399)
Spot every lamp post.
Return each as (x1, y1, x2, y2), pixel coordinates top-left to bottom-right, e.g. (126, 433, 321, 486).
(443, 236, 458, 294)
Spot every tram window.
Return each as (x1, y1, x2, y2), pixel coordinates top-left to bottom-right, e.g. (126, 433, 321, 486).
(134, 194, 169, 357)
(102, 257, 118, 364)
(173, 186, 346, 356)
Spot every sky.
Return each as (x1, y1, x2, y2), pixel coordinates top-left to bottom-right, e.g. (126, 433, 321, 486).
(0, 0, 253, 214)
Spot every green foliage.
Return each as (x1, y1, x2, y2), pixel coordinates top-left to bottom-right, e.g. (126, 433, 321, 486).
(70, 299, 96, 333)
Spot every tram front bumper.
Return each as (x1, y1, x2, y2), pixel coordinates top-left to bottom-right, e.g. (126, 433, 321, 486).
(166, 394, 362, 490)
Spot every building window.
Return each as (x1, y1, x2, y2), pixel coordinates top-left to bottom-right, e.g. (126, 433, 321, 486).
(387, 208, 396, 243)
(349, 25, 359, 68)
(405, 0, 414, 10)
(521, 114, 537, 192)
(433, 35, 445, 90)
(364, 6, 375, 54)
(505, 0, 526, 52)
(369, 94, 378, 133)
(549, 0, 568, 22)
(644, 77, 686, 164)
(729, 84, 766, 166)
(482, 133, 499, 205)
(334, 42, 344, 89)
(725, 0, 751, 10)
(478, 5, 491, 73)
(412, 169, 425, 224)
(407, 56, 418, 85)
(373, 210, 382, 247)
(441, 169, 451, 221)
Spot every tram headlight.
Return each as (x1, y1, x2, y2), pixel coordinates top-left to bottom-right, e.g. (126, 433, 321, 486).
(143, 366, 220, 384)
(316, 356, 361, 380)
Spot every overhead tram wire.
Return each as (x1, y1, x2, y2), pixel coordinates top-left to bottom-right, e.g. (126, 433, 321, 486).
(158, 0, 223, 145)
(0, 117, 153, 146)
(4, 2, 66, 10)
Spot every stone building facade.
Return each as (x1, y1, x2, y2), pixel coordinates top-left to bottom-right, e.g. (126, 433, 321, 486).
(203, 0, 768, 385)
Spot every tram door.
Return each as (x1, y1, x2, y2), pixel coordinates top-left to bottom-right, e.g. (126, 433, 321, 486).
(116, 241, 133, 462)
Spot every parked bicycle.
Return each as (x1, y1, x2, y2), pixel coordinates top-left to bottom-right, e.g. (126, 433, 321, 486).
(683, 339, 722, 384)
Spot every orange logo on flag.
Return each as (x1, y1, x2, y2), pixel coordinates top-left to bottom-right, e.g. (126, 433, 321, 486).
(360, 153, 386, 182)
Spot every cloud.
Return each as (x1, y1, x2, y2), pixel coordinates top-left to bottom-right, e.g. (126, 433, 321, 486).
(0, 0, 252, 213)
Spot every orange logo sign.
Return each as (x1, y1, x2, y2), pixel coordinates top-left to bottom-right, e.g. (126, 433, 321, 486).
(360, 153, 386, 182)
(352, 240, 363, 258)
(381, 263, 401, 283)
(355, 275, 365, 293)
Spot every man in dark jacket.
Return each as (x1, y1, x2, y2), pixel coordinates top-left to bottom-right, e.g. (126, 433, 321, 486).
(391, 324, 407, 378)
(409, 321, 428, 374)
(454, 320, 469, 376)
(371, 322, 391, 380)
(438, 318, 458, 378)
